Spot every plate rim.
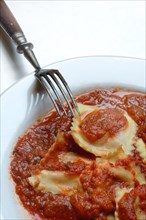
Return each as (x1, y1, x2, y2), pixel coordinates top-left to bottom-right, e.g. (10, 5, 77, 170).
(1, 55, 145, 97)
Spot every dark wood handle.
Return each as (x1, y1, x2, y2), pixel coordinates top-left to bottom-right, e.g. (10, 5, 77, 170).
(0, 0, 23, 37)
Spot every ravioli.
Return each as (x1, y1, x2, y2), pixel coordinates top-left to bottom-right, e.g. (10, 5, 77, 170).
(28, 170, 82, 195)
(28, 132, 90, 195)
(129, 163, 146, 184)
(134, 138, 146, 162)
(115, 187, 133, 220)
(60, 151, 92, 164)
(71, 103, 145, 158)
(115, 186, 146, 220)
(95, 158, 137, 186)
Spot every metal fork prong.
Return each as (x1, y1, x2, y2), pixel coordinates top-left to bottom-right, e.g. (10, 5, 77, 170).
(54, 70, 80, 115)
(43, 74, 69, 118)
(50, 73, 75, 117)
(36, 76, 62, 117)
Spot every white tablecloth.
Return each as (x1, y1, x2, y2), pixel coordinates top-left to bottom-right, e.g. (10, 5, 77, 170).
(1, 0, 145, 94)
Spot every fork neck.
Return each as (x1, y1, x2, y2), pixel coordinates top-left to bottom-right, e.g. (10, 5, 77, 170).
(12, 32, 41, 72)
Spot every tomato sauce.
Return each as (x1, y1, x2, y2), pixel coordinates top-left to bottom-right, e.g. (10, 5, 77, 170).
(10, 88, 146, 220)
(80, 108, 127, 142)
(118, 185, 146, 220)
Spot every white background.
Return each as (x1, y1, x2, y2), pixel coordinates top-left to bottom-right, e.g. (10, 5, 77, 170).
(0, 0, 145, 94)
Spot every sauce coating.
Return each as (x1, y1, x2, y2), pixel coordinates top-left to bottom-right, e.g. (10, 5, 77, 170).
(118, 185, 146, 220)
(10, 88, 146, 220)
(80, 108, 127, 142)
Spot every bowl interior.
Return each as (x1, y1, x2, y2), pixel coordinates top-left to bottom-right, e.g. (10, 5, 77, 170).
(1, 56, 145, 219)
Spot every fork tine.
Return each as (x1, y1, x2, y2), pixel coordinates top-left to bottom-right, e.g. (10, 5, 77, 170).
(43, 74, 69, 118)
(54, 70, 80, 115)
(49, 72, 75, 117)
(35, 76, 62, 117)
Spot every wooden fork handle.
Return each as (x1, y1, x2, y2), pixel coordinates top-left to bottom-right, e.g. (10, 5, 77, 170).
(0, 0, 40, 70)
(0, 0, 24, 38)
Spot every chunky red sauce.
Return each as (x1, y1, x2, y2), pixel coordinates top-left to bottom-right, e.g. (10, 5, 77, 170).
(118, 185, 146, 220)
(10, 88, 146, 220)
(80, 108, 127, 142)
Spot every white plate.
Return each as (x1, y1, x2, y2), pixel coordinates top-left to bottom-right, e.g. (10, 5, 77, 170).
(1, 56, 145, 219)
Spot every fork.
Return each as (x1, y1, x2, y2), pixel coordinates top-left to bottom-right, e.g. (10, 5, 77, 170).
(0, 0, 79, 117)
